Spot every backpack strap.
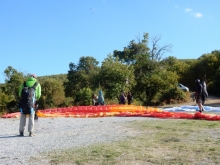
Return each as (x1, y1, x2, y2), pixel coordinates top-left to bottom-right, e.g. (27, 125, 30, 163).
(23, 81, 38, 89)
(32, 82, 38, 90)
(23, 81, 27, 87)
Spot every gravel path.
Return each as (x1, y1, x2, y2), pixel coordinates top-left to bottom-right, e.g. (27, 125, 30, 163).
(1, 96, 219, 164)
(0, 117, 149, 165)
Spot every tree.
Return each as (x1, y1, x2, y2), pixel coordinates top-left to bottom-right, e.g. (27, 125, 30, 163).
(132, 54, 159, 102)
(213, 67, 220, 95)
(113, 33, 150, 64)
(77, 56, 99, 73)
(40, 78, 66, 109)
(197, 50, 220, 94)
(113, 33, 172, 64)
(38, 74, 67, 83)
(64, 56, 100, 102)
(75, 87, 93, 106)
(150, 35, 172, 61)
(160, 56, 190, 82)
(186, 52, 219, 92)
(98, 55, 136, 99)
(0, 87, 10, 113)
(3, 66, 25, 112)
(133, 54, 183, 105)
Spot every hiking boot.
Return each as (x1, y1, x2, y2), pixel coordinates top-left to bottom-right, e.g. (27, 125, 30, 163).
(19, 131, 24, 136)
(29, 132, 33, 137)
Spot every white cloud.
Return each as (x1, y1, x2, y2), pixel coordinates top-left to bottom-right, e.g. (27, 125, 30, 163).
(185, 8, 192, 12)
(193, 12, 203, 18)
(184, 8, 203, 18)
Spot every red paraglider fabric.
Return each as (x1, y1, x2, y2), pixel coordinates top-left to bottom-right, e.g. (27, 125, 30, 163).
(2, 105, 220, 121)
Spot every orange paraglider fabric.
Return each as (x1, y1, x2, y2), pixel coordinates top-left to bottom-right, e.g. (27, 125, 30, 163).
(2, 105, 220, 121)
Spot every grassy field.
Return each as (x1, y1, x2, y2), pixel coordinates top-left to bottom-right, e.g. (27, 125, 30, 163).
(34, 118, 220, 165)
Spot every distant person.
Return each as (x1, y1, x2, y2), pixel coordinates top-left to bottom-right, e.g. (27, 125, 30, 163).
(18, 74, 41, 137)
(119, 91, 127, 105)
(127, 91, 133, 105)
(195, 79, 203, 113)
(92, 93, 98, 106)
(97, 90, 105, 105)
(200, 75, 208, 105)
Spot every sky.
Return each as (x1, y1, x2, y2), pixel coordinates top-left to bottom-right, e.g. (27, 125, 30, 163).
(0, 0, 219, 83)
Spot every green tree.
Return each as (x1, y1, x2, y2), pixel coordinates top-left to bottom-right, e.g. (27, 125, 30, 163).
(132, 55, 159, 102)
(113, 33, 172, 63)
(160, 56, 192, 86)
(0, 87, 10, 113)
(98, 55, 136, 99)
(213, 67, 220, 95)
(38, 74, 67, 83)
(40, 78, 66, 109)
(113, 33, 150, 64)
(198, 53, 219, 80)
(174, 59, 196, 91)
(77, 56, 99, 73)
(187, 51, 220, 93)
(64, 56, 100, 102)
(75, 87, 93, 106)
(3, 66, 25, 112)
(133, 54, 182, 105)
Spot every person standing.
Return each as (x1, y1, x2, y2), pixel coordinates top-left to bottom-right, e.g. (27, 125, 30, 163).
(97, 90, 105, 105)
(200, 75, 208, 105)
(18, 74, 41, 137)
(195, 79, 203, 113)
(119, 91, 127, 105)
(127, 91, 133, 105)
(92, 93, 98, 106)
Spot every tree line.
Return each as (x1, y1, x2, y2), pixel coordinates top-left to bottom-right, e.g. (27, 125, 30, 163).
(0, 33, 220, 114)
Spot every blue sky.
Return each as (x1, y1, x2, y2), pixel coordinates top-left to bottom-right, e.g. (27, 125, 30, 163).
(0, 0, 219, 83)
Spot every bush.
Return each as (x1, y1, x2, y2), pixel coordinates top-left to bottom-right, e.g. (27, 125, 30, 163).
(104, 98, 118, 105)
(75, 88, 93, 106)
(159, 87, 187, 104)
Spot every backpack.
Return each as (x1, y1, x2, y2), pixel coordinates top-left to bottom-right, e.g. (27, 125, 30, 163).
(19, 82, 38, 114)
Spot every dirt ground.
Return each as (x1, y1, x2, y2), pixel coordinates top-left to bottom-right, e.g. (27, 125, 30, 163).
(157, 95, 220, 108)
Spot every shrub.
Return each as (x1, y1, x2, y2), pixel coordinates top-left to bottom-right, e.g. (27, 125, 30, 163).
(75, 88, 93, 106)
(159, 87, 187, 104)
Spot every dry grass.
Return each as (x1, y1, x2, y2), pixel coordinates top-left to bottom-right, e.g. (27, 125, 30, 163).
(34, 118, 220, 165)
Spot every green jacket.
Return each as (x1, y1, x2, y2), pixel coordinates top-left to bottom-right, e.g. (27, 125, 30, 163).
(18, 77, 41, 99)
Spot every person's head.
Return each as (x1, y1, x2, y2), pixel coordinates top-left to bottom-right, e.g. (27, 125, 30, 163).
(30, 74, 37, 79)
(99, 90, 102, 95)
(195, 79, 200, 84)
